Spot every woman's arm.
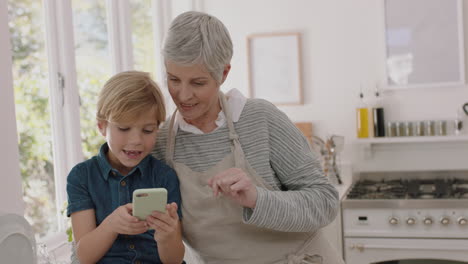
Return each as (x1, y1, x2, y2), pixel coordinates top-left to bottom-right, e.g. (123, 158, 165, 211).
(72, 204, 148, 264)
(206, 99, 338, 233)
(243, 100, 339, 232)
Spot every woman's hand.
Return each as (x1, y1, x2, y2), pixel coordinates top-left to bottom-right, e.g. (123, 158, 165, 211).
(146, 202, 180, 243)
(102, 203, 148, 235)
(207, 168, 258, 208)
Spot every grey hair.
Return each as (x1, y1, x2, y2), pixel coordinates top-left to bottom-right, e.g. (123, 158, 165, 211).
(162, 11, 233, 83)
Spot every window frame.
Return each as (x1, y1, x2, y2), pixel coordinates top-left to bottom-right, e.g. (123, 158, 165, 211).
(0, 0, 24, 216)
(107, 0, 134, 72)
(43, 0, 84, 233)
(40, 0, 138, 249)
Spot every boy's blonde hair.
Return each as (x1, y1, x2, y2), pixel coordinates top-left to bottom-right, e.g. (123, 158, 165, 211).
(96, 71, 166, 125)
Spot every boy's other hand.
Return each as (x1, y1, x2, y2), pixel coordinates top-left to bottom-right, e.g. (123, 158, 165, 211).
(103, 203, 148, 235)
(146, 202, 180, 243)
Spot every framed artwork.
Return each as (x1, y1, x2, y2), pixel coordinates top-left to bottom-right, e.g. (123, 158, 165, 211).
(247, 32, 303, 105)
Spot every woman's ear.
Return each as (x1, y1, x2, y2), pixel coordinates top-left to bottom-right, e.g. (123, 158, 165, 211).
(97, 120, 107, 136)
(220, 64, 231, 84)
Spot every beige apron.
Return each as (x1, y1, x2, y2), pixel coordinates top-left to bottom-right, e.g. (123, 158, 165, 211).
(166, 93, 344, 264)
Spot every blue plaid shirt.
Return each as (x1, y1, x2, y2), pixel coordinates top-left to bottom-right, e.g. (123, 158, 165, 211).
(67, 143, 182, 264)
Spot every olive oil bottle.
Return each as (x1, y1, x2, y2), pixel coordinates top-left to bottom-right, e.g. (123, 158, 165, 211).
(356, 91, 369, 138)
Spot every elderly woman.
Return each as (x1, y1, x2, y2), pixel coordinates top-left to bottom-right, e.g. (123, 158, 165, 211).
(153, 11, 344, 264)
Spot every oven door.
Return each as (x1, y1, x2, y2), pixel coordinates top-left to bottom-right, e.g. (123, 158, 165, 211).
(345, 237, 468, 264)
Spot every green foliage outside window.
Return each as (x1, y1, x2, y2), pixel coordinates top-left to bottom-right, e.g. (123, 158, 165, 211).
(9, 0, 57, 238)
(9, 0, 158, 239)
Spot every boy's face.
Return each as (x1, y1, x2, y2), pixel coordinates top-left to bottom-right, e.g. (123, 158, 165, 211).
(98, 108, 158, 175)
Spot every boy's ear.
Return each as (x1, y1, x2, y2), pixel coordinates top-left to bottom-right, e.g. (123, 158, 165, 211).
(97, 120, 107, 136)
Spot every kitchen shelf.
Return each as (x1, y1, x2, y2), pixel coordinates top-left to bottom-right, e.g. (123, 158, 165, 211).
(355, 135, 468, 145)
(356, 135, 468, 171)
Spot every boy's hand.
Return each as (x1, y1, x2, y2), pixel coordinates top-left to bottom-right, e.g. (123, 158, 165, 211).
(103, 203, 148, 235)
(146, 202, 180, 243)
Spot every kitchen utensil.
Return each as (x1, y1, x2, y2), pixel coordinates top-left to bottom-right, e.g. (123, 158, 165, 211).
(455, 104, 468, 135)
(310, 135, 343, 185)
(329, 135, 344, 185)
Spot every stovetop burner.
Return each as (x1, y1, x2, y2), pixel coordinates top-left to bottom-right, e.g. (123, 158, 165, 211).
(454, 187, 468, 199)
(346, 178, 468, 200)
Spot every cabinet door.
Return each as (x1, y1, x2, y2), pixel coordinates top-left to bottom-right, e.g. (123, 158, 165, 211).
(344, 237, 468, 264)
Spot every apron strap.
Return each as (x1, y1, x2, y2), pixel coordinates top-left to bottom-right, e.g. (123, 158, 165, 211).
(166, 109, 178, 167)
(219, 92, 275, 191)
(165, 92, 246, 169)
(218, 92, 246, 169)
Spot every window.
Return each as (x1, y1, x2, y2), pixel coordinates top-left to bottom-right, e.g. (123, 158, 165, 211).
(73, 0, 111, 159)
(8, 0, 57, 239)
(131, 0, 156, 77)
(2, 0, 176, 256)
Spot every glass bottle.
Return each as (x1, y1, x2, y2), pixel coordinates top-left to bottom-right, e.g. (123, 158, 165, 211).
(356, 90, 369, 138)
(372, 86, 385, 137)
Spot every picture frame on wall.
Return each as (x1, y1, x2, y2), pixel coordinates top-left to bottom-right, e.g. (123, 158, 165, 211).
(247, 32, 303, 105)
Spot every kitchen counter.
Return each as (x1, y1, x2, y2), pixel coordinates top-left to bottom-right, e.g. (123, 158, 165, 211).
(336, 180, 352, 200)
(334, 162, 354, 200)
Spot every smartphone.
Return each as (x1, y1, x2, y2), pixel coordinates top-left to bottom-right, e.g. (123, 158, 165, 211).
(132, 188, 167, 221)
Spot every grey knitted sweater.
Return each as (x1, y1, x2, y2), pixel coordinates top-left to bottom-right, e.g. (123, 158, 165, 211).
(152, 98, 339, 232)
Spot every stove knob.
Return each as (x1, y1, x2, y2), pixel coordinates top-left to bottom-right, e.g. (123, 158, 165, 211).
(389, 217, 399, 225)
(458, 217, 467, 226)
(440, 217, 450, 225)
(423, 217, 433, 225)
(406, 217, 416, 225)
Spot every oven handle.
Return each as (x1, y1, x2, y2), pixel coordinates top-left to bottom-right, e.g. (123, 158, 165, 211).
(350, 244, 468, 252)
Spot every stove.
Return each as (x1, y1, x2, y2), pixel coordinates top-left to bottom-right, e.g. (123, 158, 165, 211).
(341, 171, 468, 264)
(346, 178, 468, 200)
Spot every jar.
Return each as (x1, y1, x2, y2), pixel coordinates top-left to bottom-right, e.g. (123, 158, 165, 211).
(424, 120, 435, 136)
(386, 121, 396, 137)
(436, 120, 447, 136)
(415, 121, 424, 136)
(396, 122, 406, 137)
(405, 121, 413, 136)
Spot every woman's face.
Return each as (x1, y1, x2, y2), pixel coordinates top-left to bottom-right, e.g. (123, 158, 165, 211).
(166, 61, 230, 128)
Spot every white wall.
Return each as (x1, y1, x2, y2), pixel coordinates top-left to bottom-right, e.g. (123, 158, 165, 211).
(0, 0, 24, 215)
(203, 0, 468, 175)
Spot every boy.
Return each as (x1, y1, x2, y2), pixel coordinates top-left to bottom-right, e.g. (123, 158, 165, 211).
(67, 71, 184, 264)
